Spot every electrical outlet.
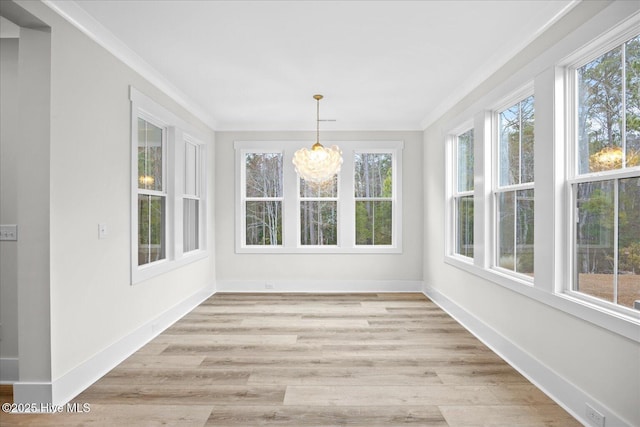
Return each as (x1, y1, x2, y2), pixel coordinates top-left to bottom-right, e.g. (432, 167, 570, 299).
(585, 403, 605, 427)
(0, 225, 18, 241)
(98, 223, 108, 239)
(265, 283, 274, 289)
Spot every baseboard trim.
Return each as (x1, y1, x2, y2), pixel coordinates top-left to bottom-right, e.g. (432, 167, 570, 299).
(12, 284, 215, 407)
(0, 358, 19, 383)
(215, 280, 423, 293)
(423, 285, 632, 427)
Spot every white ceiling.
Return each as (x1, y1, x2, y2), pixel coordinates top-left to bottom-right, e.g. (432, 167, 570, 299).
(52, 0, 577, 131)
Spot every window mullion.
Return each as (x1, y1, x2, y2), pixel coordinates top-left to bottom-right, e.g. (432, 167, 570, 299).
(341, 149, 355, 248)
(283, 148, 298, 248)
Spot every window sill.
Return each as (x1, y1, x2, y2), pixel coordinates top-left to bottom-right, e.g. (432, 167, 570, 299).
(236, 246, 402, 254)
(444, 254, 640, 342)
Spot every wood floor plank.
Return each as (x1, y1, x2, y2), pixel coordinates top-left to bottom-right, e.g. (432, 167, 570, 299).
(435, 365, 529, 385)
(206, 405, 447, 426)
(439, 404, 582, 426)
(486, 383, 560, 405)
(153, 334, 299, 345)
(77, 384, 286, 405)
(99, 367, 251, 386)
(241, 317, 371, 328)
(247, 367, 443, 386)
(0, 293, 579, 426)
(116, 354, 206, 369)
(200, 354, 507, 369)
(0, 404, 214, 427)
(283, 385, 502, 406)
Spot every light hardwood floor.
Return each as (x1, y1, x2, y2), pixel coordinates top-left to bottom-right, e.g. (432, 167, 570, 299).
(0, 293, 580, 426)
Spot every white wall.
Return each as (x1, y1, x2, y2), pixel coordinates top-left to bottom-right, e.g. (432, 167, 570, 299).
(215, 130, 423, 289)
(15, 25, 53, 395)
(0, 38, 19, 368)
(423, 1, 639, 425)
(9, 0, 216, 401)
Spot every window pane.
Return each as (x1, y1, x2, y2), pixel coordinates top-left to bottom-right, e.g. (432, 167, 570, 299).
(499, 97, 534, 186)
(515, 189, 535, 276)
(354, 153, 392, 198)
(356, 201, 392, 245)
(497, 191, 515, 269)
(246, 201, 282, 245)
(626, 35, 640, 168)
(138, 194, 166, 265)
(499, 104, 520, 186)
(300, 201, 337, 245)
(575, 181, 615, 302)
(183, 199, 199, 252)
(185, 143, 198, 196)
(455, 196, 474, 258)
(618, 177, 640, 309)
(497, 190, 534, 275)
(457, 129, 474, 192)
(577, 46, 623, 174)
(300, 175, 337, 198)
(138, 118, 163, 191)
(245, 153, 282, 198)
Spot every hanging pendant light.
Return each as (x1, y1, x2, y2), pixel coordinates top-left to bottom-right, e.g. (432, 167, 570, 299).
(292, 94, 343, 183)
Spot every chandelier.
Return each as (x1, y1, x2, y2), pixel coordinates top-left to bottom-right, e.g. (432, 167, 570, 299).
(292, 94, 343, 183)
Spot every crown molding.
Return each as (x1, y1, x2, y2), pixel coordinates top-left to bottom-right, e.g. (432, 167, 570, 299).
(42, 0, 217, 130)
(419, 0, 580, 130)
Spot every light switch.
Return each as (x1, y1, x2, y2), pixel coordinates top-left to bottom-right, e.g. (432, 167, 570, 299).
(0, 225, 17, 241)
(98, 223, 108, 239)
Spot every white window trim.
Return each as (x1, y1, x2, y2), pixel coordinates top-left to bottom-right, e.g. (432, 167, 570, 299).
(238, 147, 285, 249)
(443, 5, 640, 343)
(563, 25, 640, 319)
(176, 131, 207, 260)
(353, 148, 400, 249)
(445, 121, 475, 264)
(235, 140, 403, 254)
(491, 89, 535, 283)
(130, 87, 208, 284)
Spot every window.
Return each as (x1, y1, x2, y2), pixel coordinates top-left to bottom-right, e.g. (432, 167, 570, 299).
(452, 129, 474, 258)
(242, 152, 283, 246)
(300, 176, 338, 246)
(183, 138, 201, 253)
(495, 95, 535, 277)
(130, 87, 208, 284)
(354, 153, 393, 246)
(137, 117, 167, 266)
(570, 34, 640, 310)
(235, 140, 402, 253)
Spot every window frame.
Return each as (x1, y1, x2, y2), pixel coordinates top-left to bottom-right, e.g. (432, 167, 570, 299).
(239, 148, 285, 248)
(130, 87, 208, 284)
(180, 134, 206, 256)
(135, 112, 169, 269)
(564, 28, 640, 316)
(235, 140, 403, 254)
(492, 92, 536, 281)
(446, 123, 476, 262)
(354, 149, 398, 248)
